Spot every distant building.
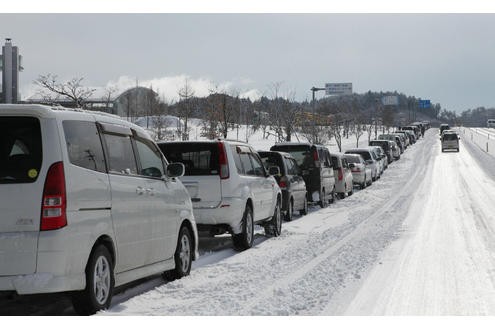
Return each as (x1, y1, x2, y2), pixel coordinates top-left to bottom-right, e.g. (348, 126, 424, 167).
(1, 38, 24, 103)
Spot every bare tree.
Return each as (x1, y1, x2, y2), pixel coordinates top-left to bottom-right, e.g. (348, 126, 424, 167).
(102, 85, 118, 113)
(177, 79, 195, 141)
(35, 74, 95, 108)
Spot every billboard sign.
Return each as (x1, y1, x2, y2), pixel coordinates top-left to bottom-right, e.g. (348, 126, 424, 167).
(381, 95, 399, 106)
(325, 83, 352, 96)
(419, 99, 431, 109)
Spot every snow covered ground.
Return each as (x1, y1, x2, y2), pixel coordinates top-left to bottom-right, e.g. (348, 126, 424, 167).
(100, 129, 437, 315)
(4, 125, 495, 316)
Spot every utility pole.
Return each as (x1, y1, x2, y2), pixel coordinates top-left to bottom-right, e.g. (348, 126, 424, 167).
(311, 86, 326, 143)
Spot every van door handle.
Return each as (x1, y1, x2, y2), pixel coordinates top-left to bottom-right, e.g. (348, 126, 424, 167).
(136, 187, 144, 195)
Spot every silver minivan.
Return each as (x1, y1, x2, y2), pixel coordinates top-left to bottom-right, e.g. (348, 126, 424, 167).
(0, 104, 198, 314)
(441, 131, 460, 152)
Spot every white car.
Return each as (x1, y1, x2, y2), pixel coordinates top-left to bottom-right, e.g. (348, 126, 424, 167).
(369, 146, 388, 172)
(158, 140, 282, 251)
(343, 154, 372, 189)
(331, 153, 354, 198)
(345, 148, 380, 181)
(0, 104, 198, 315)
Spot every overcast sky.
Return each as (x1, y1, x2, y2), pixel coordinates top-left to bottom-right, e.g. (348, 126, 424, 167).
(1, 14, 494, 112)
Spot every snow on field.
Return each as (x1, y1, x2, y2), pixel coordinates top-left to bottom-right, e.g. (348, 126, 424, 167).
(102, 129, 437, 315)
(137, 116, 382, 153)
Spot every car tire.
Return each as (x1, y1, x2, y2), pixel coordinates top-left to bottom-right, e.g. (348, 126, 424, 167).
(284, 198, 293, 221)
(300, 195, 308, 216)
(319, 189, 327, 208)
(348, 184, 354, 196)
(265, 199, 282, 237)
(71, 245, 114, 315)
(163, 226, 193, 281)
(233, 205, 254, 251)
(330, 187, 336, 204)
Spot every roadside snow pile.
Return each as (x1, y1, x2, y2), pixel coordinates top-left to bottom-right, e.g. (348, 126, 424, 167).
(102, 131, 436, 315)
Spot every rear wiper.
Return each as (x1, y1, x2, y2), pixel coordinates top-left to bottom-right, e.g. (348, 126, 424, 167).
(0, 176, 16, 181)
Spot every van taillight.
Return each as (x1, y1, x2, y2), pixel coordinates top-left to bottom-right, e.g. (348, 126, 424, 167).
(41, 162, 67, 231)
(313, 149, 320, 167)
(338, 168, 343, 181)
(279, 179, 287, 190)
(218, 142, 229, 179)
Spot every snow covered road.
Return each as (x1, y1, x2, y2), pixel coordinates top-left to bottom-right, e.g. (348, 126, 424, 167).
(104, 130, 446, 315)
(342, 132, 495, 315)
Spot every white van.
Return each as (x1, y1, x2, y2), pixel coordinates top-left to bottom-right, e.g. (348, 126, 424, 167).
(0, 104, 198, 314)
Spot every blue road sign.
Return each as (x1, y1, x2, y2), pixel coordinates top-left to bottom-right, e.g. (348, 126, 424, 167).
(419, 99, 431, 109)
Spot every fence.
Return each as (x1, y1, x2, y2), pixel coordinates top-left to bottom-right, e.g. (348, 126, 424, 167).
(460, 127, 495, 156)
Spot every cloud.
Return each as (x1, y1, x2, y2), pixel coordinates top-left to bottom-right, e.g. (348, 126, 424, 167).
(104, 75, 261, 103)
(21, 74, 262, 102)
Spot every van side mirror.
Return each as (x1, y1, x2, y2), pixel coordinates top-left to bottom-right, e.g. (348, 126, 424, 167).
(268, 166, 280, 176)
(166, 162, 185, 178)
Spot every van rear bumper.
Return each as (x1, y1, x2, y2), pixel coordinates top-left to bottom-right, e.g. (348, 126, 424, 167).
(193, 197, 245, 234)
(0, 272, 84, 295)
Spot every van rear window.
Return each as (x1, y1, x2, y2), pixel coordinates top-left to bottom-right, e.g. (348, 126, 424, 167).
(0, 117, 42, 184)
(270, 145, 311, 167)
(159, 143, 219, 176)
(443, 134, 458, 141)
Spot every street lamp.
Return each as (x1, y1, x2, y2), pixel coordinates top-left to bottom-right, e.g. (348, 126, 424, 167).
(311, 86, 326, 143)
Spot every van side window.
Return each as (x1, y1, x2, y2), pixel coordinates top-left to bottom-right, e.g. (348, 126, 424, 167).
(63, 121, 106, 173)
(249, 153, 266, 177)
(135, 139, 165, 178)
(323, 150, 332, 168)
(103, 134, 138, 175)
(231, 147, 244, 174)
(239, 153, 254, 175)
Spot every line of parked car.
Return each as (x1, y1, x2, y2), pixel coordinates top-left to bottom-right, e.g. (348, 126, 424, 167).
(0, 104, 431, 314)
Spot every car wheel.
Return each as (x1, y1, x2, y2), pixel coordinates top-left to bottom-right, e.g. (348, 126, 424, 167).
(319, 189, 327, 208)
(163, 226, 193, 281)
(72, 245, 114, 315)
(348, 184, 354, 196)
(265, 199, 282, 237)
(285, 199, 293, 222)
(330, 187, 336, 204)
(233, 205, 254, 251)
(300, 194, 308, 216)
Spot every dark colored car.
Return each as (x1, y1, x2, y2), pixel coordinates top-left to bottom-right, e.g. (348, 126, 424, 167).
(270, 143, 336, 208)
(259, 151, 308, 221)
(439, 124, 451, 135)
(369, 140, 393, 163)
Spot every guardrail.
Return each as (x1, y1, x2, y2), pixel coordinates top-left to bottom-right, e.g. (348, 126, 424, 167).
(460, 127, 495, 156)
